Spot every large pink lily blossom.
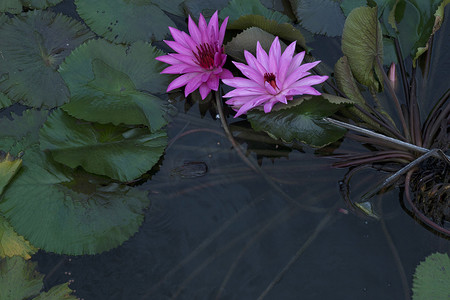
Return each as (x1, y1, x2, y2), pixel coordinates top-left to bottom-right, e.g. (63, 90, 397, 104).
(222, 37, 329, 117)
(155, 11, 233, 99)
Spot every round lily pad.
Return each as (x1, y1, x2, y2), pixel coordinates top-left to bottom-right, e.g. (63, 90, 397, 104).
(39, 109, 167, 182)
(75, 0, 178, 43)
(0, 0, 63, 13)
(59, 39, 169, 131)
(0, 10, 94, 108)
(0, 144, 151, 255)
(0, 215, 37, 260)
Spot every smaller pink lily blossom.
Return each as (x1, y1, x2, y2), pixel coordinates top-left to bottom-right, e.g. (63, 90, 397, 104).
(155, 11, 233, 99)
(222, 37, 329, 117)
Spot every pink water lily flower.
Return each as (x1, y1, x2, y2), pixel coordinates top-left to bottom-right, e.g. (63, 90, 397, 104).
(155, 11, 233, 99)
(222, 37, 328, 117)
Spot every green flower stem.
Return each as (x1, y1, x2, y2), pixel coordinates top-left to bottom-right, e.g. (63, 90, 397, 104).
(324, 117, 450, 161)
(376, 56, 411, 141)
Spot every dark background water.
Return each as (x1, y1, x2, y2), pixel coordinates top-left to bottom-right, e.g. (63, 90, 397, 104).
(2, 0, 448, 299)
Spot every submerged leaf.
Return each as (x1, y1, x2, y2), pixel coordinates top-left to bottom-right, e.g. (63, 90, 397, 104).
(22, 0, 63, 9)
(248, 96, 347, 147)
(0, 256, 43, 300)
(59, 39, 169, 131)
(412, 252, 450, 300)
(0, 10, 94, 108)
(219, 0, 290, 24)
(290, 0, 346, 37)
(0, 215, 37, 260)
(0, 145, 151, 255)
(39, 109, 167, 182)
(75, 0, 176, 43)
(342, 6, 384, 91)
(0, 93, 13, 109)
(33, 282, 77, 299)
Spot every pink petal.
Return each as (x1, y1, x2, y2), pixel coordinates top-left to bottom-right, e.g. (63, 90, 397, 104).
(286, 51, 305, 75)
(223, 87, 265, 98)
(206, 75, 219, 91)
(277, 41, 296, 84)
(222, 77, 261, 88)
(244, 50, 267, 76)
(169, 27, 191, 50)
(297, 61, 321, 73)
(256, 41, 269, 70)
(264, 81, 277, 95)
(167, 72, 198, 91)
(218, 17, 228, 46)
(199, 83, 211, 99)
(291, 75, 329, 88)
(164, 40, 191, 55)
(188, 15, 202, 44)
(198, 13, 208, 43)
(285, 86, 322, 96)
(161, 64, 190, 74)
(208, 11, 219, 42)
(184, 74, 203, 96)
(233, 62, 264, 84)
(283, 69, 309, 89)
(268, 37, 281, 74)
(219, 68, 233, 79)
(264, 100, 277, 113)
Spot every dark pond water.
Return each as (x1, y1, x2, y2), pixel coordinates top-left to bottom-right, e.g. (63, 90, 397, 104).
(2, 1, 449, 299)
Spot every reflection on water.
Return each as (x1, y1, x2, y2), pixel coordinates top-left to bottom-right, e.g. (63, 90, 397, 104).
(32, 99, 448, 300)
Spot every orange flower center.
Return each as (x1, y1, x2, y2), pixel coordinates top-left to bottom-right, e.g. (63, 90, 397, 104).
(194, 43, 217, 69)
(264, 73, 278, 90)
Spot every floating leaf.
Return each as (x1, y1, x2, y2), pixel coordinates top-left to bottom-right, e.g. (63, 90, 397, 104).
(22, 0, 63, 9)
(341, 0, 367, 16)
(219, 0, 290, 24)
(412, 252, 450, 300)
(248, 96, 347, 147)
(225, 27, 287, 62)
(0, 256, 75, 299)
(183, 0, 229, 19)
(0, 11, 94, 108)
(39, 109, 167, 182)
(290, 0, 346, 37)
(226, 14, 307, 49)
(0, 215, 37, 260)
(0, 256, 43, 299)
(354, 201, 379, 219)
(0, 93, 13, 110)
(0, 0, 21, 14)
(0, 144, 151, 255)
(59, 39, 169, 131)
(0, 110, 48, 145)
(33, 282, 77, 300)
(0, 151, 22, 195)
(342, 6, 384, 91)
(75, 0, 176, 43)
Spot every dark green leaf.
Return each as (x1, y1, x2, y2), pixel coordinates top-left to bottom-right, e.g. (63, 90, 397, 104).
(342, 6, 384, 91)
(219, 0, 290, 24)
(341, 0, 368, 16)
(226, 14, 307, 49)
(39, 109, 167, 182)
(0, 10, 94, 108)
(0, 93, 12, 109)
(75, 0, 176, 43)
(290, 0, 346, 37)
(412, 252, 450, 300)
(0, 144, 151, 255)
(334, 56, 366, 104)
(248, 96, 347, 147)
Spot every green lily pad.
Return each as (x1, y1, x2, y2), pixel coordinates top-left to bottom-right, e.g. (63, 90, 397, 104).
(0, 215, 37, 260)
(289, 0, 346, 37)
(226, 14, 307, 50)
(248, 96, 347, 147)
(342, 6, 384, 91)
(219, 0, 290, 24)
(0, 109, 48, 146)
(341, 0, 367, 16)
(75, 0, 177, 43)
(0, 151, 22, 195)
(0, 144, 151, 255)
(0, 93, 13, 110)
(39, 109, 167, 182)
(59, 39, 169, 131)
(225, 27, 287, 62)
(0, 256, 76, 299)
(0, 0, 22, 13)
(183, 0, 229, 19)
(334, 56, 366, 105)
(412, 252, 450, 300)
(0, 10, 94, 108)
(0, 0, 63, 13)
(0, 256, 43, 299)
